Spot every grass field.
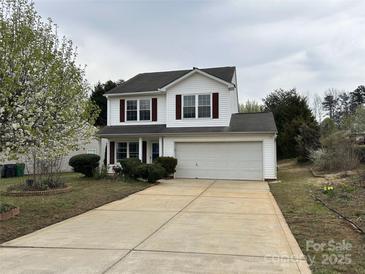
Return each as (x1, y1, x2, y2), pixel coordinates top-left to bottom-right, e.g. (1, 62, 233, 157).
(0, 173, 150, 243)
(270, 160, 365, 274)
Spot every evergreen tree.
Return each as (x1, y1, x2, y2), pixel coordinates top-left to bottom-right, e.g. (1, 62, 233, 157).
(322, 89, 339, 120)
(263, 89, 319, 159)
(350, 85, 365, 112)
(90, 80, 123, 126)
(336, 92, 351, 125)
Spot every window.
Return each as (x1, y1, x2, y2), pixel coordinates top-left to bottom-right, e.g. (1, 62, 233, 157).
(139, 99, 150, 121)
(152, 143, 159, 161)
(126, 100, 137, 121)
(128, 142, 139, 158)
(117, 142, 127, 161)
(87, 149, 96, 154)
(198, 94, 211, 118)
(183, 95, 196, 118)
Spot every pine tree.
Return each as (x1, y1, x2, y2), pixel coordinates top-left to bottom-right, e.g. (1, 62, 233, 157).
(322, 89, 339, 120)
(350, 85, 365, 112)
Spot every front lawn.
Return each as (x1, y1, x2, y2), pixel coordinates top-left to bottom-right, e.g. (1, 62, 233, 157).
(0, 173, 150, 243)
(270, 160, 365, 274)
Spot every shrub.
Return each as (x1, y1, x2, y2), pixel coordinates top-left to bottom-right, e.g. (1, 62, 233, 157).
(0, 202, 16, 213)
(7, 178, 65, 192)
(46, 178, 65, 189)
(146, 164, 165, 183)
(310, 131, 359, 171)
(120, 158, 142, 178)
(135, 163, 149, 179)
(69, 154, 100, 177)
(155, 157, 177, 176)
(135, 163, 165, 183)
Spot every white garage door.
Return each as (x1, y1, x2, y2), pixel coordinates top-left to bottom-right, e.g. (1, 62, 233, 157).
(175, 142, 263, 180)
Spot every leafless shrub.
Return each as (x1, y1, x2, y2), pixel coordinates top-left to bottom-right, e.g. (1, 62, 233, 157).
(310, 131, 359, 172)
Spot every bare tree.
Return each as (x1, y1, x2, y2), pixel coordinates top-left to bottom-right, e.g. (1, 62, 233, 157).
(312, 94, 323, 123)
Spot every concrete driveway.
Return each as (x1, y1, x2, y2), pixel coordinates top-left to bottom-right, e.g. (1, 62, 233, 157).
(0, 179, 310, 273)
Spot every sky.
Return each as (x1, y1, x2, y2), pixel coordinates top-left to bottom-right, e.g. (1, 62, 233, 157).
(34, 0, 365, 104)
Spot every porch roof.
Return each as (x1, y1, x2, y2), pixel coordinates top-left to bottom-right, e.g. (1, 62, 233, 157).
(97, 112, 277, 137)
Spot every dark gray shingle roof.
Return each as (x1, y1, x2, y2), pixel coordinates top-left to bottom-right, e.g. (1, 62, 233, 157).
(105, 66, 236, 95)
(229, 112, 277, 132)
(97, 112, 277, 136)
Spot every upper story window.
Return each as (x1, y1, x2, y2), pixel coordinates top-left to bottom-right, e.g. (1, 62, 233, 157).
(198, 94, 211, 118)
(183, 94, 211, 119)
(183, 95, 196, 118)
(126, 99, 151, 121)
(139, 99, 151, 121)
(126, 100, 137, 121)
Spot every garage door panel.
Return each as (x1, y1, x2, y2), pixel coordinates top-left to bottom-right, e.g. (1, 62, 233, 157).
(175, 142, 263, 180)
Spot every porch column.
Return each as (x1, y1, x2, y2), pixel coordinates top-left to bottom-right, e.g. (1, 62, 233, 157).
(138, 137, 143, 161)
(159, 137, 163, 157)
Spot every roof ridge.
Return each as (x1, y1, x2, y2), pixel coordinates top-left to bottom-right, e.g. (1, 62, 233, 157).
(136, 66, 235, 75)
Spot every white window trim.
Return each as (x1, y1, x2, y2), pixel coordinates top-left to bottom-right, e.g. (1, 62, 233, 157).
(182, 93, 212, 120)
(139, 99, 152, 121)
(125, 99, 138, 122)
(125, 99, 152, 122)
(116, 141, 140, 161)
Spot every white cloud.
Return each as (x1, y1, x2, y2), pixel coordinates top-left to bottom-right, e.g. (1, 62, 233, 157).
(34, 0, 365, 103)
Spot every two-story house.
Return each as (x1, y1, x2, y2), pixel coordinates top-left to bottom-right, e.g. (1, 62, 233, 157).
(98, 66, 277, 180)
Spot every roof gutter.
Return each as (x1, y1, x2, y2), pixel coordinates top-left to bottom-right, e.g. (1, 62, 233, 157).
(97, 131, 277, 137)
(104, 90, 165, 98)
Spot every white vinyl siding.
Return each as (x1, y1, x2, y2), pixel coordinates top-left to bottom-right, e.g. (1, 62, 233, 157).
(166, 73, 233, 127)
(108, 95, 165, 125)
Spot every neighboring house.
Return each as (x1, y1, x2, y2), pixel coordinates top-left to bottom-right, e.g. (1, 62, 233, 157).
(98, 66, 277, 180)
(1, 137, 107, 174)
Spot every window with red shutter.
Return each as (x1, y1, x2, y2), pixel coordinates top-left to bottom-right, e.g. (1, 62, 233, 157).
(152, 98, 157, 121)
(120, 99, 125, 122)
(212, 93, 219, 119)
(176, 95, 182, 120)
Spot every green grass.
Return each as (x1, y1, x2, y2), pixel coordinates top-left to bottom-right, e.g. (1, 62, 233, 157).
(270, 160, 365, 274)
(0, 173, 150, 243)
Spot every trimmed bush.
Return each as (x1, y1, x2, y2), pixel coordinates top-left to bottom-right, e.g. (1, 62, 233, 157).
(155, 157, 177, 176)
(120, 158, 142, 178)
(135, 163, 165, 183)
(69, 154, 100, 177)
(146, 164, 165, 183)
(135, 163, 149, 179)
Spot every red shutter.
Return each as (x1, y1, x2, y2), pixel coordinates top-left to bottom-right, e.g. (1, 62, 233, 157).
(212, 93, 219, 119)
(120, 99, 125, 122)
(109, 141, 115, 164)
(176, 95, 181, 120)
(152, 98, 157, 121)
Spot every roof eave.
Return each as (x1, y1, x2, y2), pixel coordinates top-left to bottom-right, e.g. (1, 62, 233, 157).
(104, 90, 165, 97)
(159, 68, 235, 91)
(97, 131, 277, 137)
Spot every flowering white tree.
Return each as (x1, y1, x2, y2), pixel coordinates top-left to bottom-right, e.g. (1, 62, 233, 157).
(0, 0, 98, 179)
